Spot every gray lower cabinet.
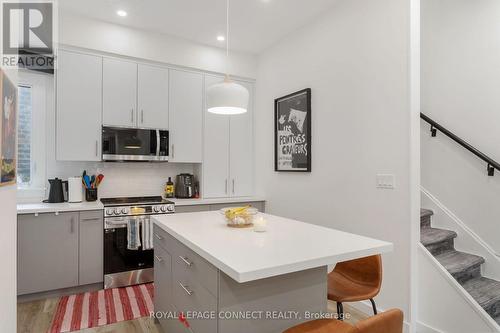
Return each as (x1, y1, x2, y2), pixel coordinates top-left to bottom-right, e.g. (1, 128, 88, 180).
(18, 212, 80, 295)
(175, 201, 266, 214)
(18, 210, 104, 295)
(79, 210, 103, 285)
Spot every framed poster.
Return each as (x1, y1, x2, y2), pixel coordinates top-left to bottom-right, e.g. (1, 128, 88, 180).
(0, 69, 17, 186)
(274, 88, 311, 172)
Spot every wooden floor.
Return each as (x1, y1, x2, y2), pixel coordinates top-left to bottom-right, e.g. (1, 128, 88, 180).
(17, 299, 366, 333)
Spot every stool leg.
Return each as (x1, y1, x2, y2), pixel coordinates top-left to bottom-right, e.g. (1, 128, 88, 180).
(337, 302, 344, 320)
(370, 298, 378, 315)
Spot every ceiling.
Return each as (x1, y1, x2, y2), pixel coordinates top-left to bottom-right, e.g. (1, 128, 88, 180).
(58, 0, 336, 54)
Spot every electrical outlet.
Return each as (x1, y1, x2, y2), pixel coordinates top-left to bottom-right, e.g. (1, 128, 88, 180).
(376, 174, 395, 189)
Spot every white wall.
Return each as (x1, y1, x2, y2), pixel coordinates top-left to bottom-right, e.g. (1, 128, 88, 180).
(59, 12, 257, 79)
(421, 0, 500, 255)
(255, 0, 413, 325)
(0, 69, 17, 333)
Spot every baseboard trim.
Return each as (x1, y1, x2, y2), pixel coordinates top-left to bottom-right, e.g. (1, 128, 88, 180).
(416, 321, 445, 333)
(17, 282, 103, 303)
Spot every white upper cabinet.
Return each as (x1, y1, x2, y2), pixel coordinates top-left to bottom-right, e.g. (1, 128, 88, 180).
(203, 75, 254, 198)
(204, 75, 230, 198)
(138, 64, 169, 129)
(229, 80, 254, 197)
(57, 50, 102, 161)
(169, 69, 203, 163)
(103, 58, 138, 127)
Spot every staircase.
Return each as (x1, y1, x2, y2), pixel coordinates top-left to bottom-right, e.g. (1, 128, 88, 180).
(421, 209, 500, 325)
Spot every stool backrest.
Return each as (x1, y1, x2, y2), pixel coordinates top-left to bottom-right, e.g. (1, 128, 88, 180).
(334, 254, 382, 289)
(354, 309, 403, 333)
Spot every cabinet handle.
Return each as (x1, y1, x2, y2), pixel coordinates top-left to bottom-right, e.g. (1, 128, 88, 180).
(232, 179, 235, 195)
(95, 140, 98, 157)
(179, 256, 193, 267)
(225, 179, 228, 194)
(81, 218, 100, 222)
(131, 109, 134, 123)
(141, 109, 144, 123)
(171, 144, 175, 159)
(179, 282, 193, 296)
(154, 234, 163, 240)
(70, 217, 75, 233)
(155, 255, 163, 262)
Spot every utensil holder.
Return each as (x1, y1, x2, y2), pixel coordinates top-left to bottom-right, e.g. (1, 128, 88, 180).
(85, 188, 98, 202)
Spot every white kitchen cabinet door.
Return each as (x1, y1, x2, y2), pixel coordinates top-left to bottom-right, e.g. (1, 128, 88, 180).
(138, 64, 169, 129)
(169, 70, 203, 163)
(103, 58, 137, 127)
(229, 81, 254, 197)
(203, 75, 230, 198)
(57, 50, 102, 161)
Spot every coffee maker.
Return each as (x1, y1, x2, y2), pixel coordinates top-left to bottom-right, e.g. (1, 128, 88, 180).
(175, 174, 195, 198)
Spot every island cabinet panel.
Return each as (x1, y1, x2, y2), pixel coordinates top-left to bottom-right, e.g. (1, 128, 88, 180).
(18, 212, 79, 295)
(217, 267, 327, 333)
(79, 210, 103, 285)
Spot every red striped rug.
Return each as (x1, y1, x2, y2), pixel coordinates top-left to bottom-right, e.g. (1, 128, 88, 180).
(48, 283, 154, 333)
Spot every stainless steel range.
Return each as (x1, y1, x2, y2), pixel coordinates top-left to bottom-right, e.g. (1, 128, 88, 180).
(101, 196, 175, 289)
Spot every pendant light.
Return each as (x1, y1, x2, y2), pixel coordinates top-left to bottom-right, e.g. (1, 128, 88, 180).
(207, 0, 249, 115)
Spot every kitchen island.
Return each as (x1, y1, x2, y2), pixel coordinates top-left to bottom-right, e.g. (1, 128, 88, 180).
(153, 211, 392, 333)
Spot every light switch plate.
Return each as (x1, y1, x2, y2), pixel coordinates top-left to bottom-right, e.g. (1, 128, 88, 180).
(376, 174, 395, 189)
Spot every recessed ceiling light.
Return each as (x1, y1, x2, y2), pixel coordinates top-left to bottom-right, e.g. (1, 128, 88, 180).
(116, 10, 127, 17)
(217, 35, 226, 42)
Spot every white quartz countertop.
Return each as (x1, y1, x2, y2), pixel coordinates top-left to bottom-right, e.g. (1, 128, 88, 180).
(17, 201, 104, 214)
(170, 197, 265, 206)
(153, 211, 393, 283)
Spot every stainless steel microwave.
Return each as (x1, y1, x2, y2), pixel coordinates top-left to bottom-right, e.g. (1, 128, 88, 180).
(102, 127, 169, 162)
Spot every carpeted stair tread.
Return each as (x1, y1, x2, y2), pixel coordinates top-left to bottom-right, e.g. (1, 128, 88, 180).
(462, 277, 500, 311)
(420, 227, 457, 247)
(421, 209, 433, 219)
(434, 250, 485, 276)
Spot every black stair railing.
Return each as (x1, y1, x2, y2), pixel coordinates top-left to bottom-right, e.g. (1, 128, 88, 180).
(421, 112, 500, 176)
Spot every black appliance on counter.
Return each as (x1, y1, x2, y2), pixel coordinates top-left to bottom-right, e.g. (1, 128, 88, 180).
(44, 178, 68, 203)
(102, 127, 169, 162)
(175, 174, 195, 198)
(102, 196, 175, 289)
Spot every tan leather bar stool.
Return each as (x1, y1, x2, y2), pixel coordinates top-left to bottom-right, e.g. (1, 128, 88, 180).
(283, 308, 403, 333)
(327, 255, 382, 318)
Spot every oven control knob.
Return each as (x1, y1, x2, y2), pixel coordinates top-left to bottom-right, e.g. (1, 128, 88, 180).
(106, 209, 114, 216)
(154, 206, 160, 213)
(161, 206, 167, 212)
(121, 208, 128, 215)
(113, 208, 120, 215)
(167, 205, 174, 212)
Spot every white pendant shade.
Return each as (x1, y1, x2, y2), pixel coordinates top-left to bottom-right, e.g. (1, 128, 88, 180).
(207, 80, 249, 115)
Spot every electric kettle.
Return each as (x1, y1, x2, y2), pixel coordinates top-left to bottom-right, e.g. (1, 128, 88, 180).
(44, 178, 68, 203)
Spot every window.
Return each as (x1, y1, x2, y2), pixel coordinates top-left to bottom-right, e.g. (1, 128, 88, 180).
(17, 71, 47, 198)
(17, 85, 33, 186)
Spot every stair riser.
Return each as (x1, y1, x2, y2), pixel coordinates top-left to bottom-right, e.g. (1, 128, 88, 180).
(421, 216, 431, 228)
(425, 239, 454, 256)
(454, 264, 482, 285)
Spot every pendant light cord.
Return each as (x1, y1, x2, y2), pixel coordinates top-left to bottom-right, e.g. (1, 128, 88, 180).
(225, 0, 230, 80)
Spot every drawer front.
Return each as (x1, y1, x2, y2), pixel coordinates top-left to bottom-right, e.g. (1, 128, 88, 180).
(153, 224, 177, 254)
(154, 245, 172, 313)
(173, 265, 217, 333)
(172, 240, 218, 296)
